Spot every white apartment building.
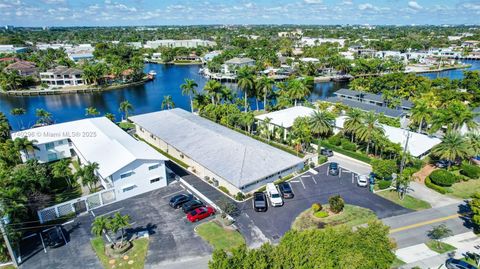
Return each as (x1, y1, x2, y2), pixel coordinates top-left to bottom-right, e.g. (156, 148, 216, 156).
(40, 66, 84, 87)
(145, 39, 216, 49)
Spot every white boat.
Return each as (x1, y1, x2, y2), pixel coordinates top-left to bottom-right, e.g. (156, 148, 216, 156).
(148, 70, 157, 76)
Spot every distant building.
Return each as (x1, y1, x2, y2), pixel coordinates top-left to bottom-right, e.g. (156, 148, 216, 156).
(299, 37, 346, 47)
(278, 29, 303, 38)
(144, 39, 216, 49)
(333, 88, 412, 111)
(4, 25, 14, 30)
(5, 61, 38, 76)
(66, 44, 95, 62)
(0, 45, 27, 54)
(36, 43, 73, 50)
(203, 51, 221, 62)
(174, 55, 201, 62)
(40, 66, 84, 87)
(223, 57, 255, 74)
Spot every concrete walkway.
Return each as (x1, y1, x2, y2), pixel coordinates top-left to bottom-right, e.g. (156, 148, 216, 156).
(408, 181, 460, 208)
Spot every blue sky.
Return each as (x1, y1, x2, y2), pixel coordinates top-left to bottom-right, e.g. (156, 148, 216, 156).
(1, 0, 479, 26)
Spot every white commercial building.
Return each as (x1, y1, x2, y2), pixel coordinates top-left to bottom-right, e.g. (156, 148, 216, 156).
(145, 39, 216, 49)
(299, 37, 346, 47)
(12, 117, 169, 200)
(130, 109, 304, 194)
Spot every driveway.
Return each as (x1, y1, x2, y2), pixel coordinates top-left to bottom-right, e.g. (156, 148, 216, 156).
(19, 183, 212, 269)
(236, 163, 412, 243)
(328, 152, 372, 175)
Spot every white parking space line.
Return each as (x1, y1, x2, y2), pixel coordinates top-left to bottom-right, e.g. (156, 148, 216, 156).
(161, 189, 184, 199)
(90, 210, 96, 217)
(290, 180, 300, 183)
(39, 233, 47, 253)
(300, 178, 306, 189)
(96, 208, 124, 218)
(309, 169, 318, 175)
(311, 176, 317, 184)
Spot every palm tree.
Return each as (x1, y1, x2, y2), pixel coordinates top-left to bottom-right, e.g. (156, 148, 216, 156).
(193, 93, 209, 113)
(10, 108, 26, 130)
(109, 213, 131, 248)
(14, 137, 39, 160)
(308, 110, 335, 138)
(203, 80, 222, 105)
(76, 162, 100, 192)
(466, 133, 480, 158)
(237, 67, 255, 112)
(91, 216, 110, 238)
(85, 107, 100, 117)
(241, 112, 255, 134)
(344, 109, 364, 142)
(258, 117, 272, 141)
(431, 132, 473, 168)
(119, 100, 133, 121)
(410, 98, 432, 133)
(356, 112, 384, 155)
(35, 108, 52, 125)
(104, 113, 116, 122)
(180, 79, 198, 112)
(256, 76, 274, 111)
(161, 95, 175, 110)
(287, 79, 310, 106)
(52, 158, 73, 188)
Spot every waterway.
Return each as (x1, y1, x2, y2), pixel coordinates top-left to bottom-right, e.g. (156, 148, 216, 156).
(0, 60, 478, 131)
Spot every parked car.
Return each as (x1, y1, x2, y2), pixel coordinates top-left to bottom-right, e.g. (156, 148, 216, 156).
(357, 174, 369, 187)
(266, 183, 283, 207)
(253, 192, 268, 212)
(328, 162, 339, 176)
(445, 258, 477, 269)
(436, 160, 455, 168)
(278, 182, 294, 199)
(44, 226, 65, 248)
(169, 194, 194, 209)
(186, 206, 215, 222)
(182, 199, 204, 213)
(320, 148, 333, 157)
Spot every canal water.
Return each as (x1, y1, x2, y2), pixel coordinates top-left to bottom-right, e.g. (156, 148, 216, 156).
(0, 60, 478, 130)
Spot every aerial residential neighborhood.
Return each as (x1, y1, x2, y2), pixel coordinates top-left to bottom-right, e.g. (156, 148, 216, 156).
(0, 1, 480, 269)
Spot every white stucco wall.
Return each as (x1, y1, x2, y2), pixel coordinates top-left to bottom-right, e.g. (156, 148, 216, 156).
(22, 138, 72, 163)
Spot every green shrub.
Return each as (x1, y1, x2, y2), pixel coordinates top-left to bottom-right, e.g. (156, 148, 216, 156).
(371, 159, 398, 180)
(257, 186, 266, 192)
(460, 163, 480, 179)
(314, 211, 329, 218)
(341, 140, 356, 151)
(309, 162, 315, 168)
(311, 203, 322, 213)
(328, 195, 345, 213)
(318, 155, 328, 164)
(320, 141, 371, 164)
(327, 135, 342, 146)
(402, 167, 418, 178)
(425, 177, 448, 194)
(429, 170, 456, 187)
(218, 186, 230, 195)
(235, 192, 245, 201)
(274, 174, 294, 184)
(377, 180, 391, 190)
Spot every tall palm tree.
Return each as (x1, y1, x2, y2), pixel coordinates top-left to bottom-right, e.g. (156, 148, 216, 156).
(109, 213, 131, 248)
(76, 162, 100, 192)
(344, 108, 364, 142)
(356, 112, 384, 155)
(180, 79, 198, 112)
(431, 132, 473, 168)
(14, 137, 39, 159)
(10, 107, 26, 130)
(119, 100, 133, 121)
(52, 158, 73, 188)
(203, 80, 222, 105)
(91, 215, 110, 238)
(410, 98, 432, 133)
(287, 79, 309, 106)
(237, 67, 255, 112)
(35, 108, 52, 125)
(161, 95, 175, 110)
(256, 76, 274, 112)
(308, 110, 335, 138)
(466, 133, 480, 158)
(193, 93, 209, 113)
(85, 107, 100, 117)
(104, 113, 116, 122)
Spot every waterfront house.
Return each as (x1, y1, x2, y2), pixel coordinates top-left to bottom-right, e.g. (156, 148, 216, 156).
(223, 57, 255, 74)
(333, 88, 412, 111)
(40, 66, 84, 87)
(4, 61, 38, 76)
(174, 55, 201, 62)
(203, 51, 222, 62)
(145, 39, 216, 49)
(0, 45, 27, 54)
(130, 108, 304, 194)
(299, 37, 346, 47)
(12, 117, 169, 201)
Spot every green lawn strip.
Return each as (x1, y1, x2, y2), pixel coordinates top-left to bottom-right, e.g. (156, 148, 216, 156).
(461, 257, 479, 266)
(425, 240, 457, 254)
(118, 122, 135, 130)
(390, 257, 406, 268)
(292, 205, 377, 231)
(135, 136, 190, 169)
(196, 221, 245, 251)
(376, 190, 431, 210)
(91, 237, 149, 269)
(447, 179, 480, 199)
(320, 141, 372, 164)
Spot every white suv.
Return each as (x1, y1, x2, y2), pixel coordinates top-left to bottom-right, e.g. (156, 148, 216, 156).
(266, 183, 283, 207)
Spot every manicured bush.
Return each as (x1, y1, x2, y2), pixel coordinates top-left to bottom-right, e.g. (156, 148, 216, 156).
(460, 163, 480, 179)
(311, 203, 322, 213)
(314, 211, 329, 218)
(318, 155, 328, 164)
(328, 195, 345, 213)
(425, 177, 448, 194)
(235, 192, 245, 201)
(218, 186, 230, 195)
(377, 180, 391, 190)
(309, 162, 315, 169)
(327, 134, 342, 146)
(429, 170, 456, 187)
(371, 159, 398, 180)
(341, 140, 357, 151)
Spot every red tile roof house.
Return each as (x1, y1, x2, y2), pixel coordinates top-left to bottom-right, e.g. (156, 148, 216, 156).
(4, 61, 38, 76)
(0, 57, 20, 62)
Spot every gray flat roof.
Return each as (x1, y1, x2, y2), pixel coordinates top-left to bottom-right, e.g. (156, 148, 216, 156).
(326, 97, 405, 118)
(130, 109, 303, 189)
(335, 88, 413, 109)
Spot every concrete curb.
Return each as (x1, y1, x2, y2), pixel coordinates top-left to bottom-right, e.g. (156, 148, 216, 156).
(331, 151, 372, 168)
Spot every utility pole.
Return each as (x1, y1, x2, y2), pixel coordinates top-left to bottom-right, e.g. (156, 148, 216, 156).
(0, 217, 18, 268)
(399, 130, 411, 175)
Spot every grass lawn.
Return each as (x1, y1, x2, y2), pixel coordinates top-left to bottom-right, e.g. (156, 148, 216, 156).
(391, 257, 406, 268)
(376, 190, 431, 211)
(447, 179, 480, 199)
(292, 204, 377, 231)
(91, 237, 149, 269)
(425, 240, 457, 254)
(196, 221, 245, 251)
(118, 122, 135, 131)
(0, 265, 15, 269)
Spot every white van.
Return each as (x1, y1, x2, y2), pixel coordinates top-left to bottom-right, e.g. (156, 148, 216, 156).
(266, 183, 283, 207)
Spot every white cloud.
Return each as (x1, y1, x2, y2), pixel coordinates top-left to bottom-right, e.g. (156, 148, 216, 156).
(462, 2, 480, 10)
(408, 1, 423, 10)
(244, 2, 253, 8)
(358, 3, 376, 11)
(304, 0, 323, 4)
(342, 0, 353, 5)
(42, 0, 65, 3)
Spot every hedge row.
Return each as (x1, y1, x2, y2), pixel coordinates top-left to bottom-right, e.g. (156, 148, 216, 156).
(377, 180, 391, 190)
(321, 140, 372, 164)
(460, 163, 480, 179)
(429, 170, 457, 187)
(425, 176, 448, 194)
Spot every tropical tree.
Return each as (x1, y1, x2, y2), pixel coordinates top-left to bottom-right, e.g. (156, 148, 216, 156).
(343, 108, 364, 142)
(10, 108, 26, 130)
(109, 213, 131, 248)
(0, 112, 11, 142)
(0, 71, 22, 91)
(203, 80, 222, 105)
(51, 159, 73, 188)
(466, 133, 480, 158)
(431, 132, 473, 168)
(104, 113, 116, 122)
(180, 78, 198, 112)
(256, 76, 274, 111)
(161, 95, 175, 110)
(237, 67, 255, 112)
(193, 93, 210, 113)
(287, 79, 310, 106)
(258, 117, 272, 141)
(85, 107, 100, 117)
(308, 110, 335, 138)
(35, 108, 52, 125)
(356, 112, 384, 155)
(76, 162, 100, 192)
(240, 112, 255, 134)
(119, 100, 133, 121)
(13, 137, 38, 160)
(91, 215, 110, 238)
(427, 224, 452, 250)
(410, 98, 432, 133)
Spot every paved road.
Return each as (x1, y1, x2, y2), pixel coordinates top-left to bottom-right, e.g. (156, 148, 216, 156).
(408, 181, 460, 208)
(383, 201, 473, 248)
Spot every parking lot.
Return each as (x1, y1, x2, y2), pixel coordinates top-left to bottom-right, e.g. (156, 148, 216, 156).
(236, 163, 412, 242)
(19, 182, 213, 269)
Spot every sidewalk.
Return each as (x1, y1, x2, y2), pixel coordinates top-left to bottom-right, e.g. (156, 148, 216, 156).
(408, 181, 460, 208)
(396, 232, 480, 269)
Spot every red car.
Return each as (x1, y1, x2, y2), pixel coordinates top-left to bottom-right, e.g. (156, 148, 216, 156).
(186, 206, 215, 222)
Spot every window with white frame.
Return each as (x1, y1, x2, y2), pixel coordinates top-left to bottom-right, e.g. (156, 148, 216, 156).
(45, 142, 55, 150)
(120, 171, 134, 179)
